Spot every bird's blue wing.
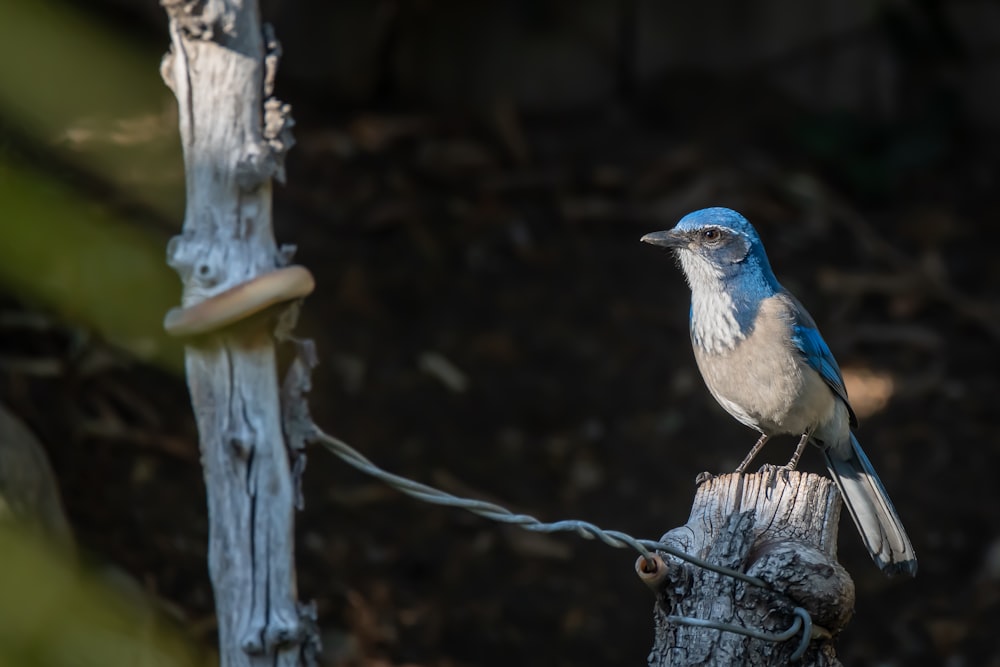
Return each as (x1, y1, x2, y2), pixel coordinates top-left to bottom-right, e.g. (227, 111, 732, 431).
(787, 298, 858, 426)
(790, 324, 846, 397)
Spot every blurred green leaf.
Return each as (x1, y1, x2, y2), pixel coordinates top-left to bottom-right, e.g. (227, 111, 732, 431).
(0, 526, 206, 667)
(0, 153, 182, 370)
(0, 0, 184, 221)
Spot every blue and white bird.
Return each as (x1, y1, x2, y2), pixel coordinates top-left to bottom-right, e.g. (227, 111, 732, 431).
(642, 207, 917, 576)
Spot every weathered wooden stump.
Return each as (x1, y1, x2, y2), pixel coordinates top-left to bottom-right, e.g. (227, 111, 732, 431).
(644, 470, 855, 666)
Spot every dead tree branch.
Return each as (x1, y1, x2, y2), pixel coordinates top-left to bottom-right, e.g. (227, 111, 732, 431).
(160, 1, 317, 664)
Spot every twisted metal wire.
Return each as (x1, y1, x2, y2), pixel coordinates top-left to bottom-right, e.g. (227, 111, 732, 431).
(667, 606, 812, 661)
(311, 426, 811, 655)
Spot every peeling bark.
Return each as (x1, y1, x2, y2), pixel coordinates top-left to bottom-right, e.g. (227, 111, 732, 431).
(160, 1, 318, 664)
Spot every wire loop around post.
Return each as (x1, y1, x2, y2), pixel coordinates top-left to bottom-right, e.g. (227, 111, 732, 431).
(666, 605, 813, 661)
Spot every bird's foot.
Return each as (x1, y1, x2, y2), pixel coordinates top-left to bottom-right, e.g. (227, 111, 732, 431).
(735, 433, 770, 474)
(784, 433, 810, 471)
(757, 463, 795, 496)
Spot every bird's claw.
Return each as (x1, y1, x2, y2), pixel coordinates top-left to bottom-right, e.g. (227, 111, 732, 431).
(756, 463, 794, 496)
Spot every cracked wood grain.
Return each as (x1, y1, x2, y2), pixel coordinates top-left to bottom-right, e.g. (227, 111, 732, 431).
(648, 471, 855, 667)
(160, 1, 317, 664)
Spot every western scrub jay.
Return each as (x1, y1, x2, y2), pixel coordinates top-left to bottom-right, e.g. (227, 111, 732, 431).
(642, 207, 916, 576)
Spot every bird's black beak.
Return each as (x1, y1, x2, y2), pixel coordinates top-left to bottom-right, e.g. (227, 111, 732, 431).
(640, 229, 686, 249)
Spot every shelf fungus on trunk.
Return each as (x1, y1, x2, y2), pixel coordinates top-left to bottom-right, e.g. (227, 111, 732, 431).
(163, 265, 315, 337)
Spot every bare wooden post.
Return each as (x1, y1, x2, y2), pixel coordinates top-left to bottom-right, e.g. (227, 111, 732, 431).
(159, 1, 318, 665)
(645, 471, 855, 666)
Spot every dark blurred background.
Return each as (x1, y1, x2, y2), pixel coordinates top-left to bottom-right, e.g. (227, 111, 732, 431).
(2, 0, 1000, 665)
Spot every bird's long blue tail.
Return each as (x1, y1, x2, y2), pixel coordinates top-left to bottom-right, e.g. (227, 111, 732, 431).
(823, 433, 917, 576)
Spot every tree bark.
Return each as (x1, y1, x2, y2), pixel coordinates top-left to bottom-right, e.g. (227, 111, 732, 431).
(647, 471, 855, 666)
(160, 2, 316, 665)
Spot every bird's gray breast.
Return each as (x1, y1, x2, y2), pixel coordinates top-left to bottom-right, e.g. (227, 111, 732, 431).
(692, 294, 836, 435)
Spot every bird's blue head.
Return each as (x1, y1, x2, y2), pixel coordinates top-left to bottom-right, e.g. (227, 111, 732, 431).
(641, 207, 783, 351)
(641, 207, 778, 288)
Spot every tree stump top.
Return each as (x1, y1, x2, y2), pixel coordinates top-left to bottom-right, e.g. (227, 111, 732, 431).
(648, 470, 856, 667)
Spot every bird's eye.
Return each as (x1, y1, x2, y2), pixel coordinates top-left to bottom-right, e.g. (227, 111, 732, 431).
(702, 228, 723, 243)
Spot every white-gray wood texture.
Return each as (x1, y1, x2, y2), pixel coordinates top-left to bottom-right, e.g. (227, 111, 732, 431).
(160, 1, 317, 664)
(648, 471, 855, 666)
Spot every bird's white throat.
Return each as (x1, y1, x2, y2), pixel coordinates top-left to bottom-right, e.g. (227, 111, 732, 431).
(678, 250, 745, 354)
